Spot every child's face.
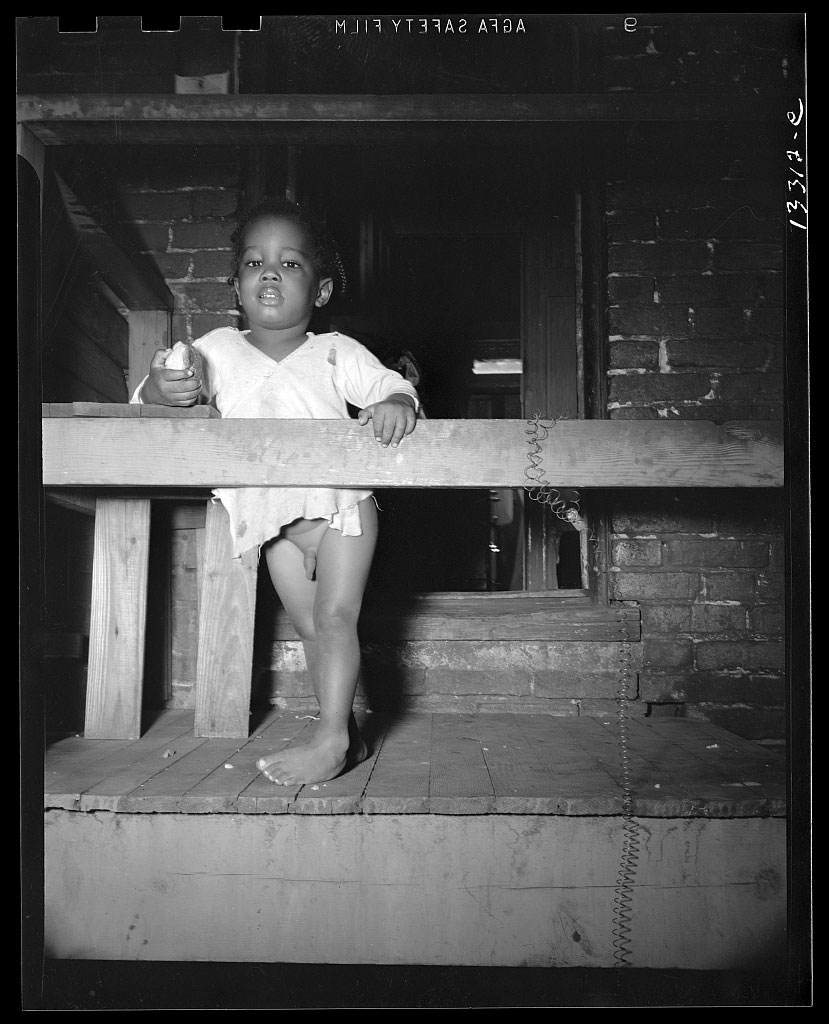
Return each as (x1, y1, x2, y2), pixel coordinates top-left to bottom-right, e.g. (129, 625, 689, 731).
(233, 215, 332, 336)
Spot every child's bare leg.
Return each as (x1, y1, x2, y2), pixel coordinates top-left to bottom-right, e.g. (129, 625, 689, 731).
(258, 499, 378, 785)
(297, 642, 367, 766)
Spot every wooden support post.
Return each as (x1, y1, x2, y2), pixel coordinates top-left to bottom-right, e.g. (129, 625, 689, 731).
(84, 497, 151, 739)
(194, 501, 258, 738)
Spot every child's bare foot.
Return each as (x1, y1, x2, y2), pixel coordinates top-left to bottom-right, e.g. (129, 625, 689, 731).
(257, 725, 368, 787)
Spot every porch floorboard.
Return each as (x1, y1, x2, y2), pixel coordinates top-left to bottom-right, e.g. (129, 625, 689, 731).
(45, 708, 785, 818)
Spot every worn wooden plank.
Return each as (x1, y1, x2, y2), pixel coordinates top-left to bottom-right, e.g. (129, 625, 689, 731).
(578, 716, 783, 817)
(47, 711, 198, 810)
(429, 713, 495, 813)
(44, 708, 197, 776)
(362, 713, 433, 814)
(44, 739, 135, 810)
(44, 709, 789, 820)
(183, 715, 309, 813)
(42, 418, 784, 489)
(18, 94, 779, 137)
(235, 712, 322, 813)
(289, 750, 377, 815)
(643, 715, 785, 762)
(474, 713, 617, 814)
(629, 718, 786, 812)
(474, 714, 556, 813)
(283, 713, 391, 815)
(616, 717, 764, 808)
(84, 497, 151, 739)
(194, 501, 258, 738)
(527, 715, 691, 816)
(72, 402, 138, 417)
(138, 404, 221, 418)
(569, 715, 715, 816)
(128, 309, 169, 399)
(42, 402, 217, 418)
(118, 737, 249, 813)
(79, 734, 210, 811)
(19, 120, 591, 148)
(514, 715, 627, 814)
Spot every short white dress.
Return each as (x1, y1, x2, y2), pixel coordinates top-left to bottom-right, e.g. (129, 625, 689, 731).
(132, 327, 420, 556)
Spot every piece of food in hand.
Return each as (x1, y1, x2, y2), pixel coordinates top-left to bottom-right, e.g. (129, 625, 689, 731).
(164, 342, 204, 394)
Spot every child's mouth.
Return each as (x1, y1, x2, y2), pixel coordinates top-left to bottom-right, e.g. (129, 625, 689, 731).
(258, 289, 282, 305)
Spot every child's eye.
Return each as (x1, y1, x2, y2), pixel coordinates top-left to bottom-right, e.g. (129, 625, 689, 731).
(282, 260, 301, 269)
(245, 259, 262, 267)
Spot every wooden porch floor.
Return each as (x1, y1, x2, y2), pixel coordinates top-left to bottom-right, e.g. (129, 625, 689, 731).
(45, 708, 785, 818)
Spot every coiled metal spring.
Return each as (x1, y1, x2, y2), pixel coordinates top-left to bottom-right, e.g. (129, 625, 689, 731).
(526, 412, 638, 961)
(526, 412, 639, 962)
(523, 413, 584, 526)
(610, 611, 641, 967)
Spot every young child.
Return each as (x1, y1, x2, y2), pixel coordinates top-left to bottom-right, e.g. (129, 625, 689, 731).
(132, 198, 419, 786)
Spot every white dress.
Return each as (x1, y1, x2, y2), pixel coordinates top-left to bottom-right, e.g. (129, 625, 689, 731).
(132, 327, 420, 556)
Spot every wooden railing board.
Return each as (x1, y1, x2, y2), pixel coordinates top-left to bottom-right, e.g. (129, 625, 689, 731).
(42, 417, 783, 489)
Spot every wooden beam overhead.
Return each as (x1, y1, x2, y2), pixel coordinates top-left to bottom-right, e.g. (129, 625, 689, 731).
(17, 93, 781, 146)
(42, 415, 784, 489)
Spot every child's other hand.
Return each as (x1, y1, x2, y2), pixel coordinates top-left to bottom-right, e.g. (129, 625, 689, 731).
(358, 395, 417, 448)
(141, 348, 202, 406)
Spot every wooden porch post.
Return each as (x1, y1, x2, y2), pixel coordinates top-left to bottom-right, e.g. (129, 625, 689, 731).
(194, 500, 259, 738)
(84, 497, 151, 739)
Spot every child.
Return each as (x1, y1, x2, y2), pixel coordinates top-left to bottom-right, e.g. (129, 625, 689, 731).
(132, 198, 420, 786)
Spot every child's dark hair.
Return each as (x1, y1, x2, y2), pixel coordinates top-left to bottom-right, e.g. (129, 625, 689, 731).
(228, 197, 347, 299)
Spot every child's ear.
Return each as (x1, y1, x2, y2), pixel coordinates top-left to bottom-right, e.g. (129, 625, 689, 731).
(315, 277, 334, 307)
(232, 277, 240, 303)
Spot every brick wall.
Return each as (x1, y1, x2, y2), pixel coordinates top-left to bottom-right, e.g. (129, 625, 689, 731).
(602, 119, 787, 743)
(605, 128, 785, 422)
(591, 15, 797, 744)
(608, 492, 785, 743)
(89, 148, 242, 345)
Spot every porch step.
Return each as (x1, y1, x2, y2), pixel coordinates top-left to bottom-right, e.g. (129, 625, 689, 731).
(44, 709, 785, 818)
(44, 711, 786, 968)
